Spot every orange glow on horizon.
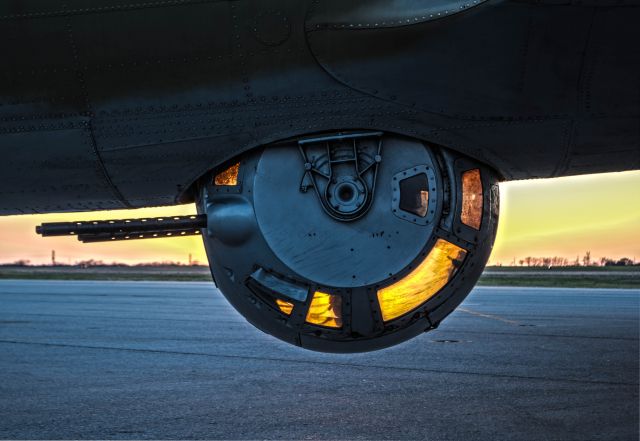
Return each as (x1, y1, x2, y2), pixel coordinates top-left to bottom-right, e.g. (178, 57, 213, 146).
(0, 205, 208, 266)
(0, 170, 637, 266)
(490, 170, 640, 265)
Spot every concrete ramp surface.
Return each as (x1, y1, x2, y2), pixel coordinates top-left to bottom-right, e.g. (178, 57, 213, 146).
(0, 281, 638, 440)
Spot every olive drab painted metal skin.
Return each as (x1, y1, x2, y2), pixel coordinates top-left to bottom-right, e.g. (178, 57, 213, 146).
(2, 0, 639, 352)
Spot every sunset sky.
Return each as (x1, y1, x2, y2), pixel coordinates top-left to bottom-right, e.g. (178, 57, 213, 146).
(0, 170, 638, 266)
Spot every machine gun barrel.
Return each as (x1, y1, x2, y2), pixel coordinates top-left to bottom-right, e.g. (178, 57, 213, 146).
(36, 214, 207, 242)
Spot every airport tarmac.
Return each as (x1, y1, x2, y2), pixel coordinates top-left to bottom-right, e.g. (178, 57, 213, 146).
(0, 280, 637, 440)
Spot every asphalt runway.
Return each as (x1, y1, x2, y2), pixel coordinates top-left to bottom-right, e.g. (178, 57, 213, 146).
(0, 280, 638, 440)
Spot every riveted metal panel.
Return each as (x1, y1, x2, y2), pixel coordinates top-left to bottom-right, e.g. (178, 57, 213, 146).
(0, 126, 125, 214)
(306, 0, 489, 30)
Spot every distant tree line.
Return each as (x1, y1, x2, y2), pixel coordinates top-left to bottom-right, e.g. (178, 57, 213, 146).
(3, 252, 637, 269)
(599, 257, 636, 267)
(1, 259, 206, 268)
(515, 252, 637, 268)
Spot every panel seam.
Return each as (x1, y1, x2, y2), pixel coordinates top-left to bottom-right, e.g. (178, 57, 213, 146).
(0, 0, 231, 21)
(63, 5, 132, 208)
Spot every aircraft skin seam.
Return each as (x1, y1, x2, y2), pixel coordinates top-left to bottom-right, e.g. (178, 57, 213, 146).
(6, 112, 623, 137)
(305, 32, 599, 122)
(551, 118, 575, 178)
(305, 0, 488, 31)
(0, 122, 87, 134)
(304, 3, 639, 122)
(0, 94, 369, 123)
(551, 7, 598, 177)
(84, 122, 133, 208)
(0, 0, 231, 21)
(425, 129, 525, 179)
(0, 112, 85, 123)
(576, 8, 597, 118)
(62, 7, 132, 209)
(2, 45, 295, 79)
(91, 107, 419, 143)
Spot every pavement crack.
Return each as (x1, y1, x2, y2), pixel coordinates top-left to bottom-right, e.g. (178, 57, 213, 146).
(0, 339, 636, 387)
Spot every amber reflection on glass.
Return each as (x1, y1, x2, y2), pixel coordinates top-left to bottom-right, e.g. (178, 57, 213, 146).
(377, 239, 467, 322)
(275, 298, 294, 315)
(306, 291, 342, 328)
(214, 162, 240, 186)
(461, 169, 483, 230)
